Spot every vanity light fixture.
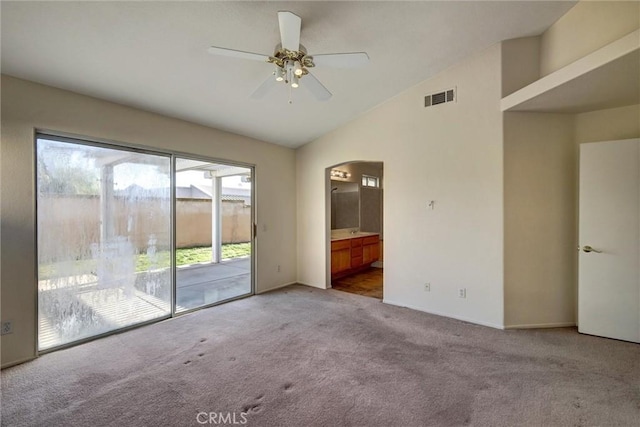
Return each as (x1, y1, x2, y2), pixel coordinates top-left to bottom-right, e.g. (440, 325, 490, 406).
(331, 169, 351, 179)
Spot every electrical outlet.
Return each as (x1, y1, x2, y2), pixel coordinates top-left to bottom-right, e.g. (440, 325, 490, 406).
(1, 321, 13, 335)
(424, 283, 431, 292)
(458, 288, 466, 298)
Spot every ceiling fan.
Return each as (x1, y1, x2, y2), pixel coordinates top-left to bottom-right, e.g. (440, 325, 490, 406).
(207, 11, 369, 103)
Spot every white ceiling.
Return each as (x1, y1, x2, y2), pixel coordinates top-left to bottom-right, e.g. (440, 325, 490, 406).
(1, 1, 576, 148)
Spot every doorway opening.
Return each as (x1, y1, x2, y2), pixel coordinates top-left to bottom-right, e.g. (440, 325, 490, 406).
(327, 161, 383, 299)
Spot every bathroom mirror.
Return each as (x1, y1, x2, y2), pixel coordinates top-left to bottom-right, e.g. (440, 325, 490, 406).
(330, 181, 359, 230)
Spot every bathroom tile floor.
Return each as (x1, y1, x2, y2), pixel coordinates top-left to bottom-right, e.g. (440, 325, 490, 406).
(331, 267, 383, 299)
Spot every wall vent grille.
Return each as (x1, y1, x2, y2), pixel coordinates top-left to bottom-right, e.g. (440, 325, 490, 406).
(425, 87, 456, 108)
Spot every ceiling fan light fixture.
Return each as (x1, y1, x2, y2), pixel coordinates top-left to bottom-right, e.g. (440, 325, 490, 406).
(285, 60, 294, 83)
(293, 61, 303, 77)
(275, 66, 285, 82)
(291, 75, 300, 88)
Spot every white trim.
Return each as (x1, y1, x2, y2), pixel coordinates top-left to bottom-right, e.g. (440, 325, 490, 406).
(382, 299, 505, 330)
(256, 281, 297, 294)
(504, 322, 576, 330)
(295, 281, 327, 290)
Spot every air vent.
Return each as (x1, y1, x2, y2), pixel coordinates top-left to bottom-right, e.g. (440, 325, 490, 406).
(424, 87, 456, 108)
(432, 91, 446, 105)
(446, 89, 454, 102)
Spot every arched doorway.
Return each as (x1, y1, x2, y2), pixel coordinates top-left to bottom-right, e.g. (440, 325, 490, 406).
(326, 161, 383, 299)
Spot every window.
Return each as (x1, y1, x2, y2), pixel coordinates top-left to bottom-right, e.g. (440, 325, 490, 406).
(37, 136, 172, 350)
(36, 133, 255, 351)
(362, 175, 379, 188)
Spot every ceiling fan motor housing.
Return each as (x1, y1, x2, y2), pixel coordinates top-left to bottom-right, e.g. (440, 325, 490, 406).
(268, 44, 314, 79)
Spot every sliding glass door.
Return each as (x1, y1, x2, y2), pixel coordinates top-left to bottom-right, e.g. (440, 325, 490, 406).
(175, 158, 253, 312)
(36, 135, 254, 351)
(37, 136, 172, 350)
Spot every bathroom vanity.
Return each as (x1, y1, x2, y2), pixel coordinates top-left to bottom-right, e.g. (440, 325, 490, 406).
(331, 232, 380, 279)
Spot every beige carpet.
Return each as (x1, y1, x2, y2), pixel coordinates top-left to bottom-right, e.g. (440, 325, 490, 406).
(2, 285, 639, 426)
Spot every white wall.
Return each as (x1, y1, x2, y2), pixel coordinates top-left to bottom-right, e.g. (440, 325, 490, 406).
(296, 1, 639, 332)
(501, 37, 540, 97)
(503, 112, 576, 328)
(297, 44, 505, 328)
(500, 36, 578, 328)
(1, 75, 297, 367)
(500, 1, 639, 328)
(575, 105, 640, 144)
(539, 1, 640, 76)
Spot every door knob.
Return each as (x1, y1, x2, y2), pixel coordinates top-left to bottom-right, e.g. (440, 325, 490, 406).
(581, 245, 602, 253)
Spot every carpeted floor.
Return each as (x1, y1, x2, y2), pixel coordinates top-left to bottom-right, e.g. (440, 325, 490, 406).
(2, 285, 639, 426)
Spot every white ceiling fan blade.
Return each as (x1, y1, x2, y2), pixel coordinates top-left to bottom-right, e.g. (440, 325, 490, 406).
(250, 74, 278, 99)
(208, 46, 270, 62)
(312, 52, 370, 68)
(278, 11, 301, 51)
(302, 72, 332, 101)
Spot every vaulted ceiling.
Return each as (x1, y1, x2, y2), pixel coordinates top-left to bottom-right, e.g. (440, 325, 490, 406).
(1, 1, 576, 148)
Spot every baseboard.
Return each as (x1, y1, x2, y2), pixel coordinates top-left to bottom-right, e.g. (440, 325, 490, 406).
(1, 355, 37, 370)
(294, 282, 328, 290)
(504, 322, 576, 330)
(382, 299, 505, 330)
(256, 281, 297, 294)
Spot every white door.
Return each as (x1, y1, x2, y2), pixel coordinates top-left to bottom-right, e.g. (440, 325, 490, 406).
(578, 139, 639, 343)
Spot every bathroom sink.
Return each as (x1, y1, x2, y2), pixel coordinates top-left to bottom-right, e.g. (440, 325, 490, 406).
(330, 231, 379, 241)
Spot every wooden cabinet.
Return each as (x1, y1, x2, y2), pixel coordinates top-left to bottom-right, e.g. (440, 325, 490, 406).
(363, 244, 378, 264)
(351, 238, 363, 268)
(362, 235, 380, 264)
(331, 240, 351, 274)
(331, 234, 380, 279)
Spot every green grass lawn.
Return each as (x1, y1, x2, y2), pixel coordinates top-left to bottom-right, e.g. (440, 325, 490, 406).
(40, 243, 251, 280)
(178, 243, 251, 265)
(137, 243, 250, 270)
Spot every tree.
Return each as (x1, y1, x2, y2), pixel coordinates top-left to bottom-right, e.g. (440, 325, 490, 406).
(37, 145, 100, 196)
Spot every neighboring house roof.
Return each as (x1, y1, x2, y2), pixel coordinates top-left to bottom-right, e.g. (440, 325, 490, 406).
(175, 185, 251, 205)
(222, 195, 250, 203)
(221, 187, 251, 205)
(175, 185, 211, 199)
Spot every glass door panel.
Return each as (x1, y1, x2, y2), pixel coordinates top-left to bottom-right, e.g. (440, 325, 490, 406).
(175, 158, 252, 312)
(37, 137, 172, 350)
